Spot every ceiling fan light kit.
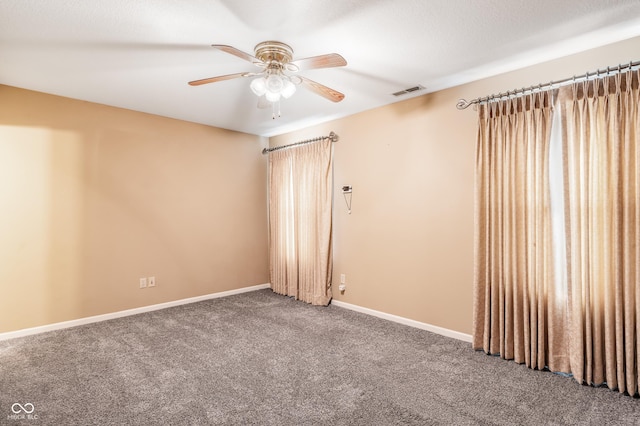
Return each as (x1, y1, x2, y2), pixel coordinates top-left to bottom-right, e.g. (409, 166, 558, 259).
(250, 74, 297, 101)
(189, 41, 346, 119)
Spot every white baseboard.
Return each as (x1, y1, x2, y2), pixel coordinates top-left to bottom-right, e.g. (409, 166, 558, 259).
(1, 285, 472, 344)
(330, 299, 472, 343)
(0, 283, 271, 342)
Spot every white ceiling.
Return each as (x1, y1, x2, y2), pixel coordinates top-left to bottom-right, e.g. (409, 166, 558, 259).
(1, 0, 640, 137)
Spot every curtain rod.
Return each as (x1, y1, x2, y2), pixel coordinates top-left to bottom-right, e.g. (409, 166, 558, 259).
(261, 131, 339, 154)
(456, 59, 640, 110)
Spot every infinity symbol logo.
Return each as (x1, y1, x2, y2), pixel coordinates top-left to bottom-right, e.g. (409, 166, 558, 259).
(11, 403, 35, 414)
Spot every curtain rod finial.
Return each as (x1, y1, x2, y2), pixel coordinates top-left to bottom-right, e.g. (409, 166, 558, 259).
(329, 131, 339, 142)
(456, 99, 472, 110)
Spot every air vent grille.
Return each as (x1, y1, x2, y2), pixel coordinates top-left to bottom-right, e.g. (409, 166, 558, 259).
(392, 85, 425, 97)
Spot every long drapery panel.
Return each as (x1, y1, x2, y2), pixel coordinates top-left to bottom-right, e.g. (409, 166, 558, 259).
(474, 68, 640, 396)
(268, 139, 333, 305)
(559, 69, 640, 395)
(473, 91, 571, 372)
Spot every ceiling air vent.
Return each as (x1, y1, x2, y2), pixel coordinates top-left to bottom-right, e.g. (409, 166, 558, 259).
(392, 85, 425, 97)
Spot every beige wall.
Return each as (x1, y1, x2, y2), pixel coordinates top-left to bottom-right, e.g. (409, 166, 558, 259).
(0, 85, 269, 333)
(270, 36, 640, 335)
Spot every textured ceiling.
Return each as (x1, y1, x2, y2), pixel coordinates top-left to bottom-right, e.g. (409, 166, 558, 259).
(1, 0, 640, 136)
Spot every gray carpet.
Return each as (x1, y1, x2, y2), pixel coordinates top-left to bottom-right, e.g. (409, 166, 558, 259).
(1, 289, 639, 425)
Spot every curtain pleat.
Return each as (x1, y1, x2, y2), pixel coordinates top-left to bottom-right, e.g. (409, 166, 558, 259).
(268, 140, 333, 306)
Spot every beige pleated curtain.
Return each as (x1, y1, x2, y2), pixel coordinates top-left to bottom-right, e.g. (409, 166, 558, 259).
(561, 70, 640, 394)
(473, 91, 563, 370)
(268, 139, 333, 305)
(473, 68, 640, 395)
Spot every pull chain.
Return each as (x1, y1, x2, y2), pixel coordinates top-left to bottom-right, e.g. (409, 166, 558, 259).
(271, 101, 282, 120)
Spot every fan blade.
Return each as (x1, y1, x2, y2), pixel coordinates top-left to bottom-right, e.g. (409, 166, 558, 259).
(299, 76, 345, 102)
(289, 53, 346, 71)
(188, 72, 257, 86)
(212, 45, 263, 65)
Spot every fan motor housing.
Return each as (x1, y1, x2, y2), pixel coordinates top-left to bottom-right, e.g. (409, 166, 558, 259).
(254, 41, 293, 64)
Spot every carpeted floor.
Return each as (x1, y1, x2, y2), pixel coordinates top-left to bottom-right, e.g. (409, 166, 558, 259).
(1, 289, 639, 425)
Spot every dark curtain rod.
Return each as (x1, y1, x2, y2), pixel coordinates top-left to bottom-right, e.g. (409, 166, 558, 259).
(456, 59, 640, 110)
(261, 131, 339, 154)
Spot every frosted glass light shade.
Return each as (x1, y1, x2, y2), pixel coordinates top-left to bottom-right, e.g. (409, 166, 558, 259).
(250, 77, 267, 96)
(265, 75, 284, 93)
(265, 91, 281, 102)
(281, 79, 296, 99)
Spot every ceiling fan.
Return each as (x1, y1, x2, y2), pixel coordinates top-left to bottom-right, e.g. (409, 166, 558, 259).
(188, 41, 347, 118)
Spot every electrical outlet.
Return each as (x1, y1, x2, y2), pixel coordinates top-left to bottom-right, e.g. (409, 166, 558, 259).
(339, 274, 346, 292)
(139, 278, 147, 289)
(148, 276, 156, 287)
